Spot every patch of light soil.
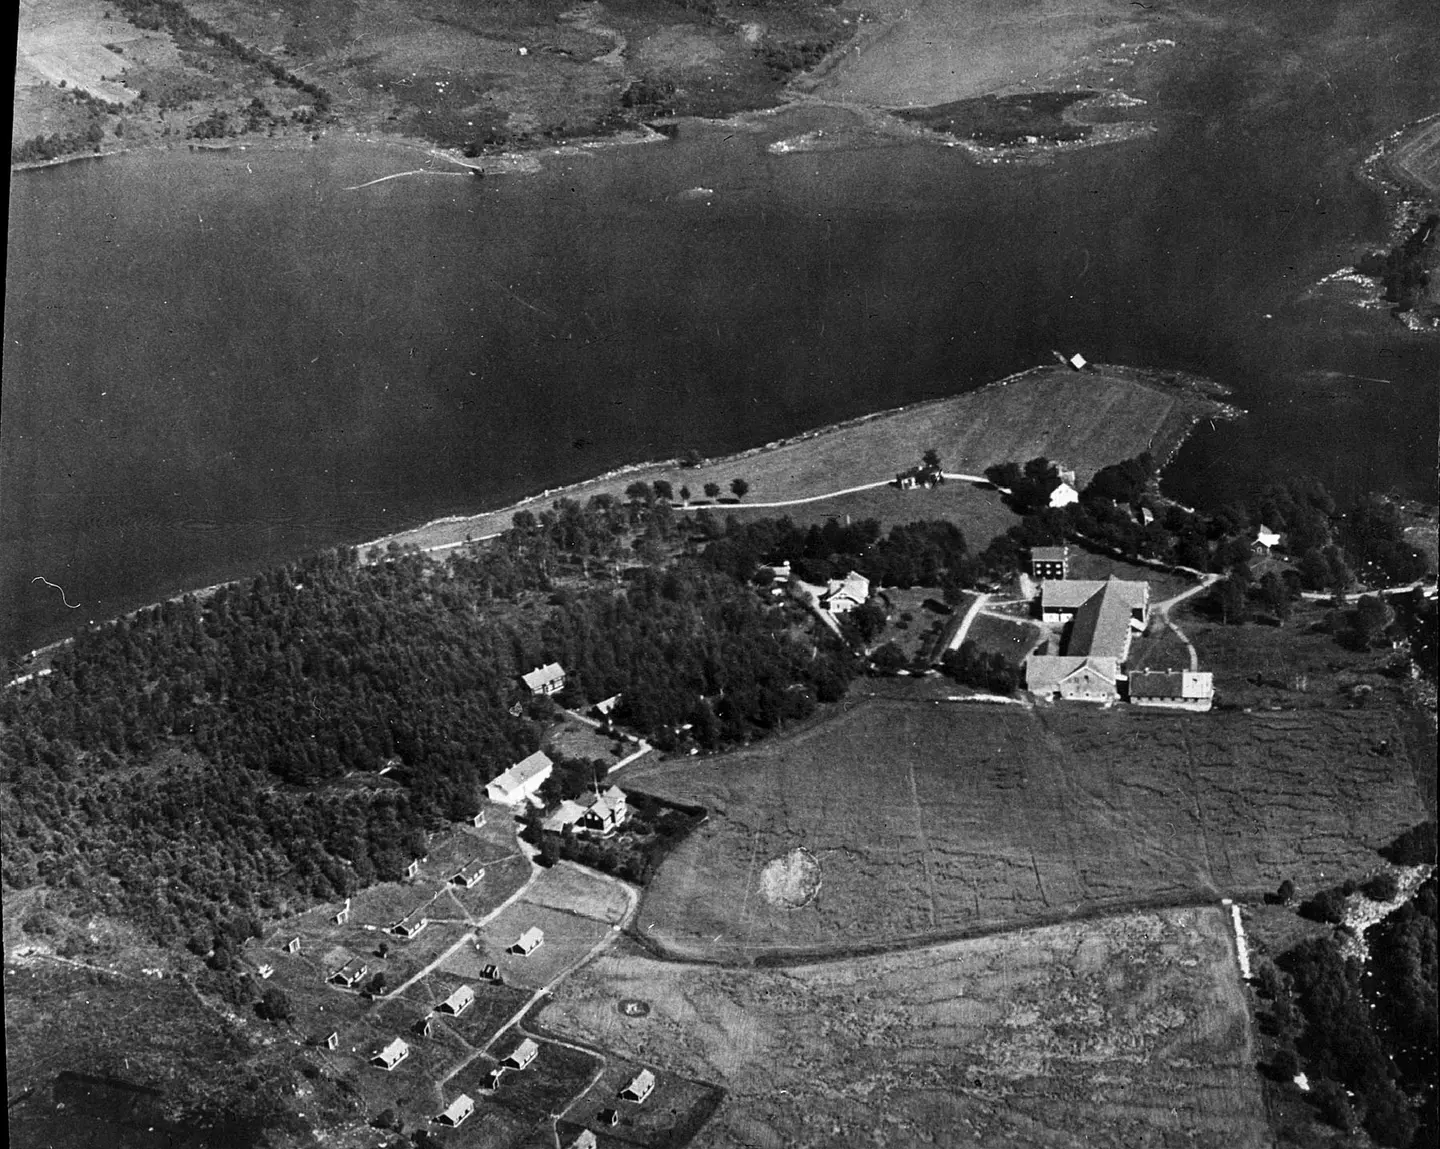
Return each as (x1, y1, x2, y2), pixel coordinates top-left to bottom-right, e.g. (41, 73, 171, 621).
(759, 847, 822, 909)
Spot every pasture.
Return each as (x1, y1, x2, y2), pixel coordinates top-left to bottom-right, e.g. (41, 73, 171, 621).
(623, 696, 1424, 964)
(542, 906, 1268, 1149)
(960, 611, 1042, 667)
(381, 365, 1222, 552)
(712, 478, 1021, 550)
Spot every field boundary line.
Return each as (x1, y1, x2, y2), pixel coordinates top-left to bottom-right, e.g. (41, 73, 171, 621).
(906, 762, 939, 926)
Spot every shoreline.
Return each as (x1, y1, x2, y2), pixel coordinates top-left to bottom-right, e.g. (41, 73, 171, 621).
(9, 361, 1231, 676)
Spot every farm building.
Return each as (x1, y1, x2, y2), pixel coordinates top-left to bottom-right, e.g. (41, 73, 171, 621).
(486, 750, 554, 806)
(438, 984, 475, 1016)
(283, 936, 300, 955)
(543, 785, 629, 835)
(570, 1131, 599, 1149)
(509, 926, 545, 955)
(521, 662, 566, 695)
(1048, 480, 1080, 508)
(452, 857, 486, 888)
(390, 906, 430, 939)
(1039, 577, 1149, 627)
(1029, 545, 1070, 581)
(821, 570, 871, 614)
(502, 1037, 539, 1069)
(329, 957, 369, 987)
(619, 1068, 657, 1103)
(895, 463, 942, 489)
(1028, 578, 1148, 703)
(435, 1094, 475, 1127)
(1128, 669, 1215, 711)
(371, 1038, 410, 1071)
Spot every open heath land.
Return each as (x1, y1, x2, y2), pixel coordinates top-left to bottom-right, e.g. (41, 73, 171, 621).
(543, 906, 1268, 1149)
(812, 0, 1156, 108)
(622, 698, 1424, 964)
(379, 364, 1226, 552)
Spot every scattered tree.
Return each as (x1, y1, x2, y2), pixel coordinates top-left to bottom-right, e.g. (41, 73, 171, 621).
(730, 478, 750, 500)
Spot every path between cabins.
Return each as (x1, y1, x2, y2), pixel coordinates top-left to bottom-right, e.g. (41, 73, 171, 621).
(440, 874, 641, 1085)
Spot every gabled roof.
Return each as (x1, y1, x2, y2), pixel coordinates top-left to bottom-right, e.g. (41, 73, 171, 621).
(1065, 581, 1135, 660)
(373, 1038, 409, 1065)
(621, 1068, 656, 1098)
(439, 984, 475, 1013)
(512, 926, 544, 951)
(1256, 526, 1282, 549)
(454, 857, 486, 881)
(825, 570, 870, 601)
(1130, 670, 1213, 699)
(1026, 656, 1118, 694)
(504, 1037, 539, 1066)
(543, 799, 589, 833)
(521, 662, 565, 691)
(1041, 577, 1149, 613)
(488, 751, 554, 799)
(437, 1093, 474, 1125)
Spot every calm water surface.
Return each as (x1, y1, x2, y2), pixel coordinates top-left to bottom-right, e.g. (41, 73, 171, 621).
(4, 64, 1438, 658)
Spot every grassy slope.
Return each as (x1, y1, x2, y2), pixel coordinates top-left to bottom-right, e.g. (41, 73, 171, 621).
(542, 907, 1269, 1149)
(623, 695, 1423, 964)
(381, 364, 1219, 551)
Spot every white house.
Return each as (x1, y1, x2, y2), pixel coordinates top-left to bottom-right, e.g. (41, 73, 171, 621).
(502, 1037, 539, 1069)
(1048, 481, 1080, 508)
(821, 570, 870, 614)
(485, 751, 554, 805)
(521, 662, 566, 696)
(390, 906, 430, 939)
(330, 957, 368, 987)
(371, 1038, 410, 1071)
(435, 1094, 475, 1127)
(509, 926, 545, 956)
(620, 1068, 656, 1103)
(438, 984, 475, 1016)
(570, 1131, 599, 1149)
(452, 857, 486, 888)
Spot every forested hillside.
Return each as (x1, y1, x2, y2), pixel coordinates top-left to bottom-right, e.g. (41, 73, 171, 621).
(0, 498, 856, 947)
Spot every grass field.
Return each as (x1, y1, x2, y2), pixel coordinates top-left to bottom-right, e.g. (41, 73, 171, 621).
(622, 696, 1424, 963)
(814, 0, 1154, 107)
(542, 905, 1268, 1149)
(962, 612, 1042, 667)
(384, 364, 1225, 553)
(712, 477, 1022, 551)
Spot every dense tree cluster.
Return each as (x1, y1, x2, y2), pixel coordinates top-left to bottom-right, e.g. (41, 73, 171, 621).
(1356, 213, 1437, 316)
(701, 515, 972, 593)
(1275, 878, 1437, 1147)
(11, 123, 105, 165)
(0, 498, 853, 944)
(939, 640, 1020, 693)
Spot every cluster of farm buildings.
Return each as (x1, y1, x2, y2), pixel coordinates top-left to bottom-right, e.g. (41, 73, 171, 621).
(1024, 546, 1213, 709)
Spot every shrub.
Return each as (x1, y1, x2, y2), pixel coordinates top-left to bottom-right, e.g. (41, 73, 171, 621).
(1299, 888, 1348, 924)
(1361, 872, 1400, 902)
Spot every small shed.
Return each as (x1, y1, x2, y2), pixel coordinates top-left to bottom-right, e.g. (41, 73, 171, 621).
(324, 1031, 339, 1051)
(502, 1037, 539, 1069)
(597, 1107, 621, 1127)
(570, 1131, 599, 1149)
(480, 963, 503, 984)
(619, 1068, 656, 1103)
(509, 926, 545, 956)
(471, 810, 487, 828)
(404, 858, 422, 880)
(257, 964, 274, 980)
(371, 1038, 410, 1071)
(334, 898, 351, 926)
(414, 1015, 434, 1038)
(483, 1066, 506, 1090)
(283, 936, 300, 955)
(435, 1093, 475, 1127)
(1048, 481, 1080, 509)
(438, 984, 475, 1016)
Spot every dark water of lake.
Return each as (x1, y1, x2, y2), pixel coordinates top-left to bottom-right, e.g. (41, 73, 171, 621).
(4, 37, 1438, 659)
